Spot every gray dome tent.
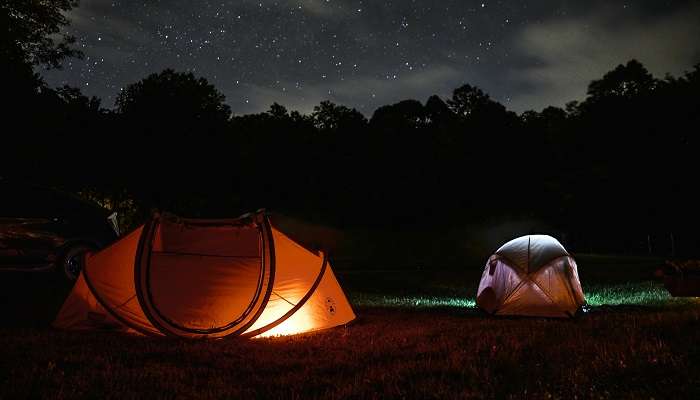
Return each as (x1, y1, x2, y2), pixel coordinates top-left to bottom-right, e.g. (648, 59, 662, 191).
(476, 235, 585, 317)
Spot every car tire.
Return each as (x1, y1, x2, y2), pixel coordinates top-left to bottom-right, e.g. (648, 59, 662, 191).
(59, 244, 96, 282)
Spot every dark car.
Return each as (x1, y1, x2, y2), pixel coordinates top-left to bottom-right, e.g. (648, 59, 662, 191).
(0, 181, 119, 281)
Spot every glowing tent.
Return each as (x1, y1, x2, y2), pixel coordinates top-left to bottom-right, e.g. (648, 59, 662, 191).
(54, 211, 355, 338)
(476, 235, 585, 317)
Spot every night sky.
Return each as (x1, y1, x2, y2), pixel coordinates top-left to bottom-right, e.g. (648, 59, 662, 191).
(42, 0, 700, 115)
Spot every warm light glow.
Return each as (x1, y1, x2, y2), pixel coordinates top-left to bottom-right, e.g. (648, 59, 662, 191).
(253, 306, 315, 338)
(242, 294, 319, 338)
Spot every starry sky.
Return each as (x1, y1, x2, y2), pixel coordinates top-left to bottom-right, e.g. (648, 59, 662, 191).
(42, 0, 700, 116)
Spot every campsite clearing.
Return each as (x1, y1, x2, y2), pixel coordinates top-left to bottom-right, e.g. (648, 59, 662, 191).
(1, 255, 699, 399)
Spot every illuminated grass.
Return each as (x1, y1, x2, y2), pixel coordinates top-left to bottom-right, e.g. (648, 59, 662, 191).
(583, 281, 698, 307)
(349, 281, 698, 309)
(350, 293, 476, 308)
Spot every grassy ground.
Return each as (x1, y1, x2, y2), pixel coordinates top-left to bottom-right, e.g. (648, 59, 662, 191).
(1, 255, 699, 399)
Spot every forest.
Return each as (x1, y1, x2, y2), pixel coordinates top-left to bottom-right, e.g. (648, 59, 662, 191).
(3, 1, 700, 257)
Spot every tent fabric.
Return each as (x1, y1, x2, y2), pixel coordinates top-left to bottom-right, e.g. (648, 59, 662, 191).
(494, 234, 569, 273)
(477, 235, 585, 318)
(53, 211, 355, 338)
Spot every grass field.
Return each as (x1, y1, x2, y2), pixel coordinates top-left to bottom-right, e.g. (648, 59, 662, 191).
(1, 255, 699, 399)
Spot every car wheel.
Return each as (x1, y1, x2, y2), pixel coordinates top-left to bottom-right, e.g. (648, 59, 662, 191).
(59, 244, 95, 281)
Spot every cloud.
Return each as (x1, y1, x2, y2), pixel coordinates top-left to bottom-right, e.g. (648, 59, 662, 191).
(508, 4, 700, 112)
(66, 1, 139, 38)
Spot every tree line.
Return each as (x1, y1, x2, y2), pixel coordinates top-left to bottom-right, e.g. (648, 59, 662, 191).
(2, 1, 700, 256)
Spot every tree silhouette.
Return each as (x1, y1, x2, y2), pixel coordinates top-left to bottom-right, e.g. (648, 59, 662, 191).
(586, 59, 656, 101)
(4, 49, 700, 256)
(310, 100, 366, 132)
(447, 84, 505, 119)
(2, 0, 91, 189)
(424, 95, 454, 125)
(370, 99, 428, 129)
(1, 0, 82, 106)
(109, 69, 233, 217)
(116, 69, 231, 130)
(1, 0, 81, 69)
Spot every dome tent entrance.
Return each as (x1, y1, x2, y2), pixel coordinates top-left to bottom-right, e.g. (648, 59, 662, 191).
(54, 211, 355, 338)
(476, 235, 585, 318)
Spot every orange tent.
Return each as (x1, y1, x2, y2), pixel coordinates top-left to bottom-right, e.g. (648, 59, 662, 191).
(54, 211, 355, 338)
